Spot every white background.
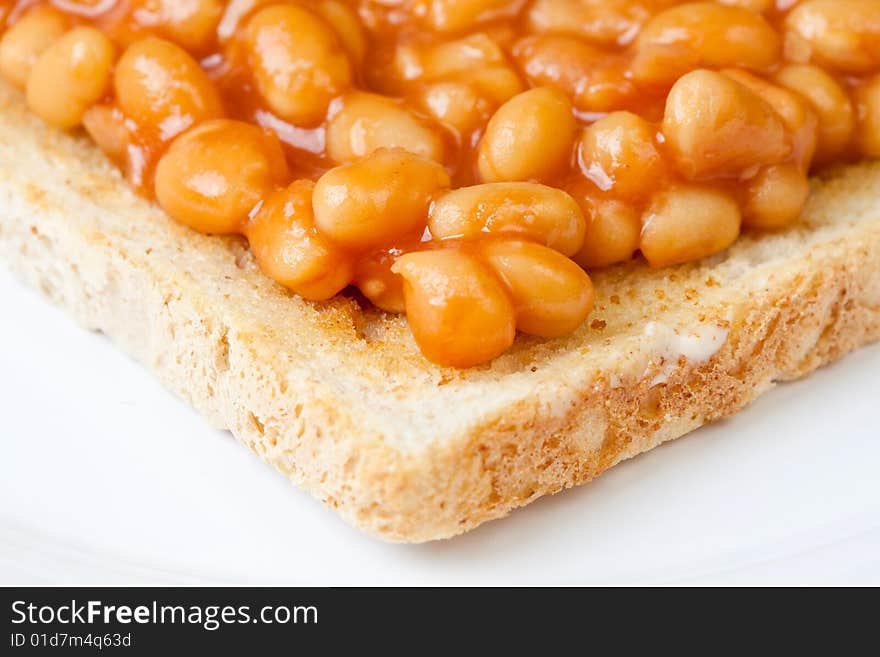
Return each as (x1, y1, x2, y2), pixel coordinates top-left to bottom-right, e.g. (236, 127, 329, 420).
(1, 267, 878, 585)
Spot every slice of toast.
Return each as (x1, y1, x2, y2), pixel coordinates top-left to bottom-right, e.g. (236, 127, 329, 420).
(1, 79, 879, 542)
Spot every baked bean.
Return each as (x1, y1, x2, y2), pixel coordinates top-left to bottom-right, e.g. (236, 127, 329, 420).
(402, 32, 522, 96)
(785, 0, 880, 74)
(481, 239, 594, 337)
(421, 0, 524, 33)
(662, 70, 789, 180)
(640, 185, 742, 268)
(315, 0, 367, 64)
(570, 192, 641, 269)
(353, 247, 409, 314)
(313, 149, 450, 250)
(478, 87, 576, 183)
(480, 21, 519, 48)
(30, 0, 109, 15)
(773, 64, 855, 163)
(245, 180, 353, 300)
(26, 27, 115, 129)
(217, 0, 266, 42)
(0, 5, 69, 89)
(326, 92, 445, 164)
(511, 35, 635, 113)
(458, 66, 525, 108)
(392, 249, 516, 367)
(855, 75, 880, 157)
(154, 119, 289, 234)
(131, 0, 224, 53)
(633, 2, 781, 86)
(245, 4, 351, 126)
(82, 104, 129, 165)
(742, 163, 811, 230)
(429, 183, 586, 256)
(392, 33, 523, 107)
(115, 37, 224, 141)
(577, 111, 664, 200)
(717, 0, 772, 11)
(526, 0, 679, 47)
(401, 32, 503, 81)
(722, 69, 819, 170)
(414, 82, 489, 135)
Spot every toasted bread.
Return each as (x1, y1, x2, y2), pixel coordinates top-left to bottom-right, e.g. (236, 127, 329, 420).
(1, 80, 878, 542)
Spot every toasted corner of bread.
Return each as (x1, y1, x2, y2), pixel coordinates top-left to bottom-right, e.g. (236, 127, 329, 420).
(1, 80, 879, 541)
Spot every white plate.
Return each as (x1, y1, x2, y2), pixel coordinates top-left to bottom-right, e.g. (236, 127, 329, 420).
(1, 267, 878, 586)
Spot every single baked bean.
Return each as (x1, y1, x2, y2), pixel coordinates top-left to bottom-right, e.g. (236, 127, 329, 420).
(353, 246, 410, 314)
(315, 0, 367, 64)
(722, 69, 819, 170)
(778, 0, 805, 10)
(26, 27, 115, 129)
(459, 66, 525, 108)
(245, 4, 351, 126)
(773, 64, 855, 163)
(422, 0, 523, 33)
(402, 32, 505, 81)
(82, 104, 129, 165)
(326, 92, 445, 164)
(662, 70, 789, 180)
(56, 0, 133, 13)
(855, 74, 880, 157)
(429, 183, 586, 256)
(569, 191, 641, 269)
(217, 0, 269, 42)
(478, 87, 576, 183)
(414, 82, 489, 135)
(131, 0, 224, 53)
(390, 33, 523, 108)
(115, 37, 224, 141)
(245, 180, 353, 301)
(784, 0, 880, 74)
(154, 119, 289, 234)
(511, 35, 635, 113)
(392, 249, 516, 368)
(577, 111, 664, 200)
(404, 33, 525, 105)
(313, 149, 450, 250)
(742, 164, 811, 230)
(633, 2, 781, 86)
(717, 0, 772, 11)
(481, 239, 595, 338)
(480, 21, 519, 47)
(526, 0, 678, 47)
(640, 185, 742, 268)
(0, 5, 68, 89)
